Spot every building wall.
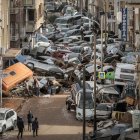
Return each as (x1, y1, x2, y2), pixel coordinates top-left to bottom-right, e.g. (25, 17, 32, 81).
(10, 0, 25, 48)
(34, 0, 44, 31)
(0, 0, 10, 53)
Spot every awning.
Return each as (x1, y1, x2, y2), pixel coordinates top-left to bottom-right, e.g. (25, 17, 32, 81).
(3, 48, 21, 59)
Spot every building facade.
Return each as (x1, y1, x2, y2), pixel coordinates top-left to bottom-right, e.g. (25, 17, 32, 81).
(24, 0, 44, 34)
(10, 0, 25, 48)
(0, 0, 10, 54)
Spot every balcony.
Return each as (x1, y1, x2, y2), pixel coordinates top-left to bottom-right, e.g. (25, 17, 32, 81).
(10, 8, 19, 14)
(24, 0, 34, 7)
(126, 0, 140, 3)
(10, 34, 19, 41)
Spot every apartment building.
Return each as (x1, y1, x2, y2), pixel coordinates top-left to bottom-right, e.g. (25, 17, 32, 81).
(10, 0, 25, 48)
(0, 0, 10, 54)
(125, 0, 140, 49)
(24, 0, 44, 34)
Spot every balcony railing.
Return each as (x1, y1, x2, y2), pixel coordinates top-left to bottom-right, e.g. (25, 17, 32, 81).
(24, 0, 34, 7)
(10, 8, 19, 14)
(126, 0, 140, 3)
(10, 34, 19, 41)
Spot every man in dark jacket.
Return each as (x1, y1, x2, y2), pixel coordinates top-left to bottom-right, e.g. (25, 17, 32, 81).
(32, 117, 39, 137)
(27, 110, 33, 131)
(17, 117, 24, 139)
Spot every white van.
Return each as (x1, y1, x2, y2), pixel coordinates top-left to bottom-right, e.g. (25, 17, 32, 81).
(66, 83, 94, 121)
(114, 63, 136, 86)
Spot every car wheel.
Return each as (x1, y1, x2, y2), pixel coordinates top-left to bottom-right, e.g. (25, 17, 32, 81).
(66, 103, 71, 111)
(2, 125, 6, 133)
(12, 120, 17, 130)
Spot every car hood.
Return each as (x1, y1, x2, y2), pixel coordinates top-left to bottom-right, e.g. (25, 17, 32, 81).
(96, 110, 110, 116)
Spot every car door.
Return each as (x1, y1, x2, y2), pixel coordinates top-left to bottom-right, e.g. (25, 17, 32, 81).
(5, 112, 12, 129)
(9, 111, 16, 126)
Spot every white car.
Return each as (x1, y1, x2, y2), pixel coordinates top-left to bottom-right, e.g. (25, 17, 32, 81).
(96, 103, 113, 120)
(0, 108, 17, 133)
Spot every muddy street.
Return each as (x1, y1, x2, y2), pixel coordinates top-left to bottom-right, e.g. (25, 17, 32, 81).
(4, 94, 92, 140)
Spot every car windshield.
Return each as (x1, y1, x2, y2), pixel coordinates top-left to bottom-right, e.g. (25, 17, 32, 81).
(0, 113, 5, 120)
(78, 93, 93, 109)
(96, 104, 111, 111)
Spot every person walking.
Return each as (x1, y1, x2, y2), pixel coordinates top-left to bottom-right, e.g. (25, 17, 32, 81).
(32, 117, 39, 137)
(17, 117, 24, 139)
(27, 110, 33, 131)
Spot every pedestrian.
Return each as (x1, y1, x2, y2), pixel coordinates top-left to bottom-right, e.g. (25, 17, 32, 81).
(32, 117, 39, 137)
(33, 77, 40, 96)
(27, 110, 33, 131)
(17, 117, 24, 139)
(24, 80, 31, 97)
(47, 80, 52, 95)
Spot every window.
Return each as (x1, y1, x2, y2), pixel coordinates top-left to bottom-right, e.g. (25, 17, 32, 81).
(78, 92, 93, 109)
(9, 111, 14, 117)
(0, 113, 5, 120)
(10, 71, 16, 76)
(96, 104, 111, 111)
(6, 112, 11, 120)
(120, 74, 134, 80)
(28, 9, 34, 21)
(121, 68, 134, 74)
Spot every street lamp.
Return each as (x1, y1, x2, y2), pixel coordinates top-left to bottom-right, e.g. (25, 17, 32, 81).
(91, 20, 100, 139)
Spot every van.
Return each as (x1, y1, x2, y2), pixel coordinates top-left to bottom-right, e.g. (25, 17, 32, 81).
(114, 63, 136, 85)
(66, 83, 94, 120)
(2, 62, 33, 94)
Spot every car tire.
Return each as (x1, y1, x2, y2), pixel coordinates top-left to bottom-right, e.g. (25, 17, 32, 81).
(12, 120, 17, 130)
(2, 125, 6, 133)
(66, 103, 71, 111)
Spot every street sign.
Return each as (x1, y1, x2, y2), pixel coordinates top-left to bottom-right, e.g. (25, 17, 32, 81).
(98, 72, 105, 79)
(121, 8, 128, 41)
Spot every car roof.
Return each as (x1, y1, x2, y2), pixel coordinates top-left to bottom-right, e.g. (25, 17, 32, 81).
(0, 108, 13, 113)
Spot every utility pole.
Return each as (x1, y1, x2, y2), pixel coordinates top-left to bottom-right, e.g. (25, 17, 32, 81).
(83, 67, 86, 140)
(104, 0, 107, 48)
(93, 33, 97, 138)
(101, 15, 104, 72)
(137, 55, 140, 139)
